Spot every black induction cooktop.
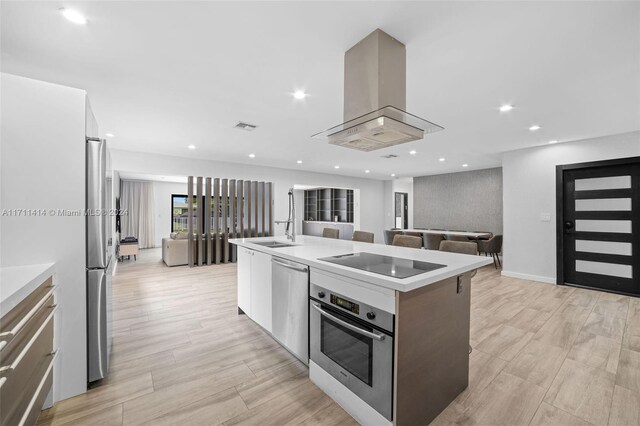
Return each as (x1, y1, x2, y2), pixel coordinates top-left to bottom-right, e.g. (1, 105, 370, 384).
(318, 252, 447, 279)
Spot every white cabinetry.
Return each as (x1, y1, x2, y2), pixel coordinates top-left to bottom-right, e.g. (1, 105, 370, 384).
(250, 251, 272, 332)
(237, 247, 252, 315)
(236, 247, 272, 332)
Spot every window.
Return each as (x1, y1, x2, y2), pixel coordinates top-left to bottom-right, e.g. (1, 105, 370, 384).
(171, 194, 234, 233)
(171, 194, 196, 232)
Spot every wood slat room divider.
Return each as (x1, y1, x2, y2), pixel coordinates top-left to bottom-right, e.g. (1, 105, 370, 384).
(187, 176, 274, 267)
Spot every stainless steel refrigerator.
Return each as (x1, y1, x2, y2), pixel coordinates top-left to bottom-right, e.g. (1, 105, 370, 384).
(86, 137, 114, 382)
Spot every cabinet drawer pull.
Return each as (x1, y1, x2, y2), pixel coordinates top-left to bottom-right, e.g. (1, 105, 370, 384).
(0, 306, 56, 373)
(17, 350, 57, 426)
(0, 286, 56, 347)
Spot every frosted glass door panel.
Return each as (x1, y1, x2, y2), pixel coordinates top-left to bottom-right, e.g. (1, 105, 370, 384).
(576, 260, 633, 279)
(575, 198, 632, 211)
(575, 220, 632, 233)
(574, 175, 631, 191)
(575, 240, 632, 256)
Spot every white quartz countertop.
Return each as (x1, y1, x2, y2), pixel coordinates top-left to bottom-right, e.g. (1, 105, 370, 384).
(229, 235, 492, 292)
(0, 263, 55, 317)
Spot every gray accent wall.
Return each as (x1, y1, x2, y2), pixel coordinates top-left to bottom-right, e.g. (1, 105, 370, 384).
(413, 167, 503, 235)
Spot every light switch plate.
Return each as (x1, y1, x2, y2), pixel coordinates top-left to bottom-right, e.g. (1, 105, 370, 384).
(540, 213, 551, 222)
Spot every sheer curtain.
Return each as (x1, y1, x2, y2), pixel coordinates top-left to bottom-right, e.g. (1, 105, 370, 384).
(120, 180, 156, 248)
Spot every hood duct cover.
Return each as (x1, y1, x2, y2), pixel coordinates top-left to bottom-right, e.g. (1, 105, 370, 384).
(312, 29, 443, 151)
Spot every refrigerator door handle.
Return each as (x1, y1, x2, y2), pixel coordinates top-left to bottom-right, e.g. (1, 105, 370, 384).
(86, 138, 107, 269)
(87, 267, 110, 382)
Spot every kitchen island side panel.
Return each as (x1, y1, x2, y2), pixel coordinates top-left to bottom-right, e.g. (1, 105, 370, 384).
(393, 273, 471, 426)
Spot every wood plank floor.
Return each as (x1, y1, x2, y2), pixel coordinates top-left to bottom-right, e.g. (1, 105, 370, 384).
(37, 249, 640, 426)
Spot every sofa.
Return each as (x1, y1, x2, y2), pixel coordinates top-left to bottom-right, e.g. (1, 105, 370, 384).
(162, 232, 190, 266)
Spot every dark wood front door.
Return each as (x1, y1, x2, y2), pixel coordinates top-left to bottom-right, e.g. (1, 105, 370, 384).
(557, 157, 640, 296)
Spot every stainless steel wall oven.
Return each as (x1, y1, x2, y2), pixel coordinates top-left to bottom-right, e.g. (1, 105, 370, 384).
(309, 283, 394, 420)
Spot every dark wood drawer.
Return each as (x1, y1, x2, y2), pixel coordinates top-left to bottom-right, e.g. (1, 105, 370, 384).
(1, 273, 55, 426)
(0, 310, 54, 425)
(1, 277, 54, 346)
(0, 295, 55, 367)
(1, 351, 54, 426)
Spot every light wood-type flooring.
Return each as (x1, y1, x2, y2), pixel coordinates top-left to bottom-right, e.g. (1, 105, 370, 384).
(37, 249, 640, 425)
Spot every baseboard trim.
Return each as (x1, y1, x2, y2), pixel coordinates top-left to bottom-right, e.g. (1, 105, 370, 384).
(501, 270, 556, 285)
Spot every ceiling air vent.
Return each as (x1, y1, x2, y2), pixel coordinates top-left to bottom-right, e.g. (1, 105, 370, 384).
(234, 121, 258, 131)
(381, 154, 399, 159)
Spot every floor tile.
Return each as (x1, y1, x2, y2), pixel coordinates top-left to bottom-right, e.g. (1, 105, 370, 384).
(504, 340, 568, 388)
(474, 324, 534, 361)
(615, 348, 640, 394)
(456, 371, 546, 426)
(529, 402, 592, 426)
(608, 385, 640, 426)
(567, 330, 621, 374)
(544, 358, 615, 425)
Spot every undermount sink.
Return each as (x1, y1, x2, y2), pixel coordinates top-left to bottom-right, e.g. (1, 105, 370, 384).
(251, 240, 296, 248)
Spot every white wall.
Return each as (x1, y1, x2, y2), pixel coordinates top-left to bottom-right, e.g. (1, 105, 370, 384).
(384, 178, 414, 229)
(111, 150, 387, 242)
(153, 181, 186, 247)
(502, 131, 640, 283)
(1, 73, 88, 401)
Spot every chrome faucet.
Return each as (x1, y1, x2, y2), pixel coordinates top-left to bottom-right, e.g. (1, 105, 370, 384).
(275, 188, 296, 242)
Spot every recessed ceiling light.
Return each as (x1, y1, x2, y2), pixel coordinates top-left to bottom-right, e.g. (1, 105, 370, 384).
(391, 173, 396, 177)
(187, 144, 196, 150)
(439, 158, 445, 162)
(297, 160, 303, 164)
(409, 150, 417, 155)
(548, 140, 558, 144)
(462, 164, 469, 168)
(105, 133, 115, 138)
(293, 90, 307, 100)
(334, 165, 340, 169)
(529, 125, 541, 131)
(60, 8, 87, 25)
(499, 104, 514, 112)
(365, 170, 370, 174)
(249, 153, 256, 158)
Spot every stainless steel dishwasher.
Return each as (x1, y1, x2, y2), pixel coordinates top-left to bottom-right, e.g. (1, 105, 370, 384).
(271, 256, 309, 364)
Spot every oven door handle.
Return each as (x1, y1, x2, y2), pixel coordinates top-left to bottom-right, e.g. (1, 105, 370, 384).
(311, 303, 386, 341)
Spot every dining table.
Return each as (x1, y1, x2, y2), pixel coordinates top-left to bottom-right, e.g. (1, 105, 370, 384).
(403, 229, 492, 239)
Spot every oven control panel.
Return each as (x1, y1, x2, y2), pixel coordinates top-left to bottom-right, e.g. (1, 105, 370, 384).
(330, 294, 359, 315)
(311, 283, 394, 333)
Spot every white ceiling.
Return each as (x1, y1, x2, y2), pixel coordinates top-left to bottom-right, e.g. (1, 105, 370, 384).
(2, 1, 639, 180)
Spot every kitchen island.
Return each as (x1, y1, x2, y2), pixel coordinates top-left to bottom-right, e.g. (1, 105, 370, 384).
(230, 235, 492, 426)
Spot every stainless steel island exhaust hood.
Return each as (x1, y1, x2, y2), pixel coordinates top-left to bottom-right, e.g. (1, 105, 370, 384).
(312, 29, 443, 152)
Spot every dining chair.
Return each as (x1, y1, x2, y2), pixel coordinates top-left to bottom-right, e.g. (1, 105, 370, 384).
(403, 231, 424, 247)
(384, 229, 403, 245)
(477, 235, 503, 269)
(352, 230, 374, 243)
(322, 228, 340, 239)
(439, 240, 479, 278)
(392, 235, 423, 249)
(425, 233, 444, 250)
